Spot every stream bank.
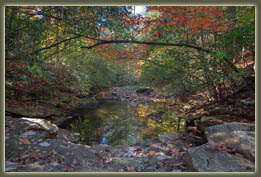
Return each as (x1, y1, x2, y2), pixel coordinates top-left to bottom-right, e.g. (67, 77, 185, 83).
(5, 85, 255, 172)
(5, 116, 255, 172)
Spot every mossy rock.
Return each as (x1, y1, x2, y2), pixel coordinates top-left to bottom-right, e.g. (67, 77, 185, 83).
(195, 116, 224, 135)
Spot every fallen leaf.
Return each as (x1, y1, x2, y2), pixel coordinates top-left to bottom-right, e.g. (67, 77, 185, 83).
(168, 164, 175, 168)
(21, 154, 29, 159)
(127, 166, 136, 172)
(72, 159, 77, 165)
(27, 162, 40, 168)
(168, 149, 175, 156)
(157, 161, 164, 168)
(61, 155, 65, 161)
(148, 150, 156, 156)
(31, 152, 37, 159)
(232, 152, 240, 156)
(19, 136, 31, 144)
(50, 157, 55, 163)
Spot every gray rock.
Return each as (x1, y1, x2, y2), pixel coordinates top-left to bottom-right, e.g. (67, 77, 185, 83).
(5, 161, 19, 172)
(205, 122, 255, 162)
(6, 161, 18, 166)
(241, 98, 255, 105)
(156, 156, 166, 160)
(183, 143, 255, 172)
(171, 169, 182, 172)
(158, 132, 180, 144)
(5, 167, 17, 172)
(22, 131, 37, 138)
(39, 142, 50, 147)
(22, 118, 59, 135)
(183, 122, 255, 172)
(50, 161, 59, 167)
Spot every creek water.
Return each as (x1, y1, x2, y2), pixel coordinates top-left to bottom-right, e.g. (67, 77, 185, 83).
(66, 99, 185, 146)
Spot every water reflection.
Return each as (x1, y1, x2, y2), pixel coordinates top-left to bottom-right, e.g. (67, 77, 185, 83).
(69, 99, 184, 146)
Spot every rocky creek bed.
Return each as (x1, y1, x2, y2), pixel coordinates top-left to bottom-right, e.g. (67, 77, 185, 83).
(5, 115, 255, 172)
(5, 86, 255, 172)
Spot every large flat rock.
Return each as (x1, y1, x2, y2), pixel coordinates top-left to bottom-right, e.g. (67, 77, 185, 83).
(183, 143, 255, 172)
(183, 122, 255, 172)
(205, 122, 255, 162)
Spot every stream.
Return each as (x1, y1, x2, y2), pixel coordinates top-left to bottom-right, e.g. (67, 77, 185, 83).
(62, 98, 185, 146)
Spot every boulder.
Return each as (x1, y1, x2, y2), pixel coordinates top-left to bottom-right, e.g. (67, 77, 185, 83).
(183, 122, 255, 172)
(22, 117, 59, 136)
(195, 116, 224, 134)
(183, 144, 255, 172)
(205, 122, 255, 162)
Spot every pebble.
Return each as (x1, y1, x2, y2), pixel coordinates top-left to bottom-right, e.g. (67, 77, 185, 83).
(171, 169, 182, 172)
(136, 166, 145, 172)
(22, 131, 36, 138)
(50, 161, 59, 166)
(39, 142, 50, 147)
(6, 161, 18, 166)
(128, 146, 136, 151)
(73, 133, 80, 136)
(115, 152, 124, 157)
(156, 156, 166, 160)
(5, 167, 16, 172)
(5, 161, 18, 172)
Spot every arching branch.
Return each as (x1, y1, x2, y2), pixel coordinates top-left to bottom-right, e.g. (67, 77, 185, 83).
(81, 39, 213, 53)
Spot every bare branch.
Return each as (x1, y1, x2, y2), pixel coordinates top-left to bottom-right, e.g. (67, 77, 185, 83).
(81, 39, 213, 53)
(31, 35, 83, 54)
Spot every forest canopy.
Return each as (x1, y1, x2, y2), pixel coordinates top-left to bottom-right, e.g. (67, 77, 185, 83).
(6, 6, 255, 100)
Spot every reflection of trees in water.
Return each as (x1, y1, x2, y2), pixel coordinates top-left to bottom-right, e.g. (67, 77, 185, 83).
(105, 103, 140, 145)
(70, 112, 104, 145)
(69, 99, 185, 146)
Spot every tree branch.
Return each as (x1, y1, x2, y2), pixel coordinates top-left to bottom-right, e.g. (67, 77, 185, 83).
(81, 39, 213, 53)
(31, 35, 83, 54)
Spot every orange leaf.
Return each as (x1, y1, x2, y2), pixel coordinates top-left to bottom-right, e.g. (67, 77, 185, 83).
(157, 161, 164, 167)
(19, 136, 31, 144)
(31, 152, 37, 159)
(168, 164, 175, 168)
(148, 150, 156, 156)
